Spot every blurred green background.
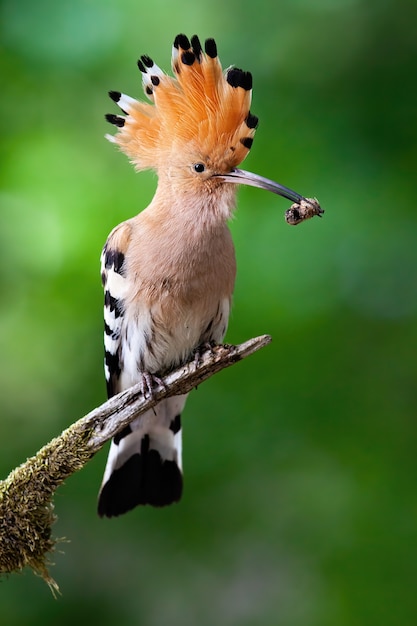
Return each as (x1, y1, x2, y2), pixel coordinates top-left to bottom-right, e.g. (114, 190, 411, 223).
(1, 0, 417, 624)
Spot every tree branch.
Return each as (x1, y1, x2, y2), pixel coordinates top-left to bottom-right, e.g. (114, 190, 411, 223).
(0, 335, 271, 591)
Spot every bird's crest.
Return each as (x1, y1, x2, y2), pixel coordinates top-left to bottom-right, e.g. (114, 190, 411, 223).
(106, 34, 258, 172)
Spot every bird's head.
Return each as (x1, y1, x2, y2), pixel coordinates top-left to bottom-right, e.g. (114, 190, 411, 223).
(106, 34, 323, 222)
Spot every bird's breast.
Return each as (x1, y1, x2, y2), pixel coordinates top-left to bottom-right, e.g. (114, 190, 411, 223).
(128, 218, 236, 305)
(122, 221, 236, 374)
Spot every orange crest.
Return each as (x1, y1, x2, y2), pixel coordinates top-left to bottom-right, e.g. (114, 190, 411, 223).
(106, 34, 258, 173)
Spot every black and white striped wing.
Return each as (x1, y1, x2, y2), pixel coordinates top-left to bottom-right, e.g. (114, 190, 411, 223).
(101, 222, 131, 398)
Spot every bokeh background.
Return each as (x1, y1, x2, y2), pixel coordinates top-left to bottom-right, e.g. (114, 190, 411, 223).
(1, 0, 417, 624)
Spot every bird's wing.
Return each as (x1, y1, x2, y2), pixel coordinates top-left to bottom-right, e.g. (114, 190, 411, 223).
(101, 220, 132, 398)
(99, 220, 187, 517)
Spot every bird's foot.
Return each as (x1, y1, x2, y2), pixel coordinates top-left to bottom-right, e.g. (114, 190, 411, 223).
(140, 372, 167, 399)
(194, 341, 217, 368)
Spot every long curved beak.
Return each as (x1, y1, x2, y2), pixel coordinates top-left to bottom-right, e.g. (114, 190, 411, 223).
(216, 168, 324, 225)
(215, 168, 304, 203)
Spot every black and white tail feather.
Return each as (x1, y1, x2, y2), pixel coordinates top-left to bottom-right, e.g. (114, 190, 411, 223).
(98, 399, 186, 516)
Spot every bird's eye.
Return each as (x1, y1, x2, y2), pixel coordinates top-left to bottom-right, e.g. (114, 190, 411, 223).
(193, 163, 205, 173)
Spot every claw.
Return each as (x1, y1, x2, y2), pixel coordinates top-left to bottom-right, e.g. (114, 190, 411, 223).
(194, 341, 217, 367)
(140, 372, 167, 399)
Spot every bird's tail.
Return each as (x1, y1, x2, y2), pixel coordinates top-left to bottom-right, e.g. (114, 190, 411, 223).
(98, 395, 187, 517)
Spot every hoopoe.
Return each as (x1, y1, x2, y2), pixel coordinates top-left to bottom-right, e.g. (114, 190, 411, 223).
(98, 34, 322, 518)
